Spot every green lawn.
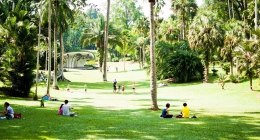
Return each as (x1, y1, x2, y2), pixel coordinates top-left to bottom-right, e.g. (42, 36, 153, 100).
(0, 67, 260, 139)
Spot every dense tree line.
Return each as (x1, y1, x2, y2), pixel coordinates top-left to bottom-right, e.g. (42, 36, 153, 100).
(0, 0, 259, 99)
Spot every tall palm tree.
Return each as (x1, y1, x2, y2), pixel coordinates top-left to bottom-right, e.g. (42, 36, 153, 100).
(255, 0, 258, 30)
(158, 18, 179, 43)
(188, 9, 224, 83)
(46, 0, 52, 94)
(220, 20, 245, 75)
(234, 29, 260, 90)
(79, 16, 121, 73)
(148, 0, 159, 110)
(171, 0, 197, 40)
(103, 0, 110, 81)
(134, 16, 149, 68)
(80, 16, 105, 72)
(116, 30, 132, 71)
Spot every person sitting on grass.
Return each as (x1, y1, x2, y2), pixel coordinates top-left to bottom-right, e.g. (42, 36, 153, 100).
(62, 100, 76, 117)
(160, 103, 173, 118)
(3, 102, 14, 119)
(181, 103, 190, 118)
(58, 104, 64, 115)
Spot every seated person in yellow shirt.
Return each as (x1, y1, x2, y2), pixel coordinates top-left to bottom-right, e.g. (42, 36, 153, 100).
(181, 103, 190, 118)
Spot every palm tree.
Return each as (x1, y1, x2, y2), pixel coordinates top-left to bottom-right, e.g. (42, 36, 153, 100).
(35, 2, 44, 99)
(79, 16, 121, 73)
(80, 16, 105, 72)
(158, 18, 179, 43)
(134, 16, 149, 68)
(188, 9, 224, 83)
(220, 20, 245, 75)
(234, 30, 260, 90)
(148, 0, 159, 110)
(1, 4, 37, 97)
(46, 0, 52, 94)
(171, 0, 197, 40)
(255, 0, 258, 30)
(116, 30, 133, 71)
(103, 0, 110, 81)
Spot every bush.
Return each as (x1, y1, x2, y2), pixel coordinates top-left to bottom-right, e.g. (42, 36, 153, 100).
(222, 63, 230, 75)
(148, 40, 204, 82)
(86, 60, 97, 66)
(229, 74, 240, 83)
(112, 57, 119, 62)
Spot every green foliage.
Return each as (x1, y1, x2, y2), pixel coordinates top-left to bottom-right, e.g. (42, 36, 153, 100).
(218, 73, 227, 89)
(86, 60, 97, 66)
(148, 40, 203, 82)
(229, 74, 240, 83)
(221, 63, 230, 75)
(234, 29, 260, 90)
(112, 57, 119, 62)
(188, 8, 224, 83)
(0, 9, 37, 97)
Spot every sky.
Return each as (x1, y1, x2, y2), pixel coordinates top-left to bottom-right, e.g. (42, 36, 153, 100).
(86, 0, 204, 19)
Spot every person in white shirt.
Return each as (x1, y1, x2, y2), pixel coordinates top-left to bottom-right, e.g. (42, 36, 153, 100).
(3, 102, 14, 119)
(62, 100, 76, 117)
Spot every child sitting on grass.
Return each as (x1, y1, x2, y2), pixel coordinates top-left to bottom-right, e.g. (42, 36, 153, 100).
(180, 103, 190, 118)
(160, 103, 173, 118)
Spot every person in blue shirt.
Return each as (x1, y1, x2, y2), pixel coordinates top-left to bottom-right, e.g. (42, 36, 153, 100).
(160, 103, 173, 118)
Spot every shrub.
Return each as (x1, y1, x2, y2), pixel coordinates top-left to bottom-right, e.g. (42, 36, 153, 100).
(218, 73, 228, 89)
(86, 60, 97, 66)
(229, 74, 240, 83)
(146, 40, 204, 82)
(222, 63, 230, 75)
(112, 57, 119, 62)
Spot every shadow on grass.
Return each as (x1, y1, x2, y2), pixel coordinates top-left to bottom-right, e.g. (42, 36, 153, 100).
(0, 103, 260, 139)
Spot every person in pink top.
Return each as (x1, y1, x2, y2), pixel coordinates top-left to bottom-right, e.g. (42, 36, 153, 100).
(58, 104, 64, 115)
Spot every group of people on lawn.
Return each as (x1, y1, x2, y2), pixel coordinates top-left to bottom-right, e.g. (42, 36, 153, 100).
(113, 79, 136, 94)
(58, 100, 77, 117)
(160, 103, 190, 118)
(1, 101, 190, 119)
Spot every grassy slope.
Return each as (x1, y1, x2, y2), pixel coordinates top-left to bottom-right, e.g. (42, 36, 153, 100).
(0, 63, 260, 140)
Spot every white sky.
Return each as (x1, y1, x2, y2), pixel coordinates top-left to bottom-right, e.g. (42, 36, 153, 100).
(86, 0, 204, 19)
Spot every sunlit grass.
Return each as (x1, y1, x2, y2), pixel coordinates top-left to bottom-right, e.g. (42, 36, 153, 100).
(0, 63, 260, 139)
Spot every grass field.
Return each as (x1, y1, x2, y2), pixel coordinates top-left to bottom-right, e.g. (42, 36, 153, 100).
(0, 62, 260, 139)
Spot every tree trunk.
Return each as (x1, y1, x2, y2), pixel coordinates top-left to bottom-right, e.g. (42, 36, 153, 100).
(149, 1, 159, 110)
(142, 45, 145, 68)
(103, 0, 110, 82)
(139, 47, 141, 69)
(52, 24, 59, 90)
(59, 32, 65, 80)
(45, 49, 48, 71)
(204, 52, 210, 83)
(228, 0, 231, 19)
(35, 10, 42, 100)
(46, 0, 52, 95)
(255, 0, 258, 30)
(249, 74, 253, 90)
(230, 57, 234, 75)
(124, 52, 126, 71)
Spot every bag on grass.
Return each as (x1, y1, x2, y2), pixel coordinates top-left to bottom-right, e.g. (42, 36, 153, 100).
(14, 113, 22, 119)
